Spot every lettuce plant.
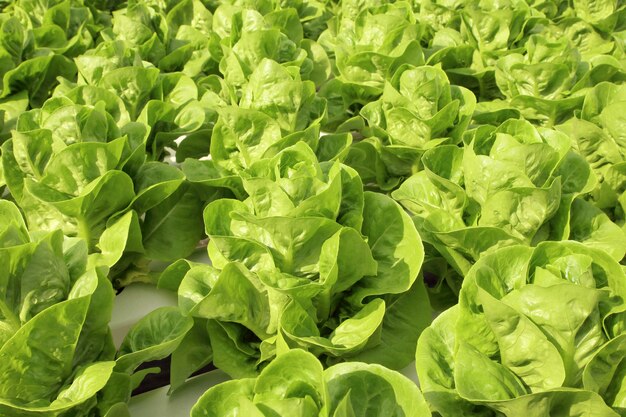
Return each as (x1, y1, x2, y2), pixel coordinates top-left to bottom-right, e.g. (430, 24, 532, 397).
(191, 349, 431, 417)
(0, 200, 116, 416)
(0, 33, 226, 279)
(348, 64, 475, 190)
(318, 2, 425, 129)
(1, 89, 205, 285)
(0, 0, 110, 138)
(105, 0, 219, 74)
(392, 119, 626, 306)
(182, 57, 336, 198)
(70, 49, 217, 159)
(392, 120, 624, 275)
(1, 128, 203, 272)
(159, 142, 430, 381)
(558, 82, 626, 235)
(0, 0, 103, 108)
(416, 241, 626, 417)
(495, 34, 625, 125)
(210, 59, 327, 168)
(416, 0, 545, 101)
(215, 3, 331, 90)
(0, 199, 198, 416)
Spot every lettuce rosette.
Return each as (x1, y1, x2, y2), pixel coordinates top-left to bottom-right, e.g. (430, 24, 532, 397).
(0, 0, 106, 107)
(191, 349, 431, 417)
(392, 119, 626, 305)
(317, 2, 425, 129)
(565, 0, 626, 44)
(416, 0, 546, 101)
(557, 82, 626, 237)
(0, 199, 197, 416)
(0, 0, 111, 139)
(71, 45, 218, 159)
(0, 75, 209, 283)
(214, 2, 331, 91)
(2, 133, 203, 283)
(347, 64, 475, 190)
(0, 199, 115, 416)
(495, 33, 625, 125)
(416, 241, 626, 417)
(552, 13, 623, 63)
(159, 142, 430, 382)
(102, 0, 220, 75)
(182, 58, 338, 198)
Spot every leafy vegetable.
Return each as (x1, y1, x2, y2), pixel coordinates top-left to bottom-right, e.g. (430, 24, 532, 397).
(392, 118, 626, 306)
(318, 2, 425, 130)
(191, 348, 431, 417)
(162, 141, 430, 379)
(0, 0, 625, 414)
(0, 199, 116, 416)
(416, 241, 626, 416)
(348, 64, 475, 190)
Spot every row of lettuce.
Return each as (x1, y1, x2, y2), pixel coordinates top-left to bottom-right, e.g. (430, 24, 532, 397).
(1, 0, 626, 416)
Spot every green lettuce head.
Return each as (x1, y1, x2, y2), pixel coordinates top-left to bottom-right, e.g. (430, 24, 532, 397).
(416, 241, 626, 417)
(0, 0, 105, 109)
(104, 0, 219, 74)
(0, 200, 118, 417)
(558, 82, 626, 239)
(392, 119, 625, 305)
(182, 58, 333, 198)
(318, 2, 425, 129)
(215, 3, 330, 91)
(191, 349, 431, 417)
(160, 142, 430, 380)
(348, 64, 475, 190)
(495, 34, 625, 125)
(1, 77, 209, 283)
